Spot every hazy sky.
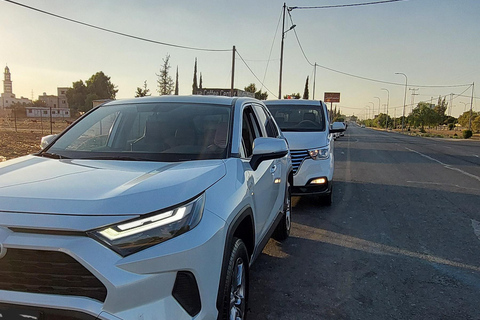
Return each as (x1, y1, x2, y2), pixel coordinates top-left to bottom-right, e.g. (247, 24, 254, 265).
(1, 0, 478, 118)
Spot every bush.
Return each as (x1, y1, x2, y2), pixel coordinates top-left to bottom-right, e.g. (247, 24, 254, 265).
(448, 123, 455, 130)
(463, 130, 473, 139)
(420, 127, 426, 133)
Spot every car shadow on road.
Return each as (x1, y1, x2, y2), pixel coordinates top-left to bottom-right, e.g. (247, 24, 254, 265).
(247, 180, 480, 320)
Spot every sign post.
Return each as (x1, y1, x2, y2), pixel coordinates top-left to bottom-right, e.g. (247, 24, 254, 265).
(324, 92, 340, 120)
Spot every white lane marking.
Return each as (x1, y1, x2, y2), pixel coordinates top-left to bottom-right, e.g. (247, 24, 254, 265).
(406, 181, 480, 192)
(405, 147, 480, 183)
(474, 155, 479, 158)
(472, 220, 480, 242)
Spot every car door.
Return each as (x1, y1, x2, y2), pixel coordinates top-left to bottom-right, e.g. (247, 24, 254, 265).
(240, 105, 279, 243)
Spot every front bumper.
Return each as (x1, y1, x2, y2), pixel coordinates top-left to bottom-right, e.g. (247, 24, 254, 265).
(0, 209, 226, 320)
(292, 156, 334, 196)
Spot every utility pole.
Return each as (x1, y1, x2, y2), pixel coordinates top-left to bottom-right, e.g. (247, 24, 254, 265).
(278, 3, 286, 99)
(382, 88, 390, 131)
(312, 63, 317, 100)
(230, 46, 235, 97)
(469, 82, 475, 131)
(449, 93, 453, 117)
(395, 73, 407, 131)
(409, 88, 418, 113)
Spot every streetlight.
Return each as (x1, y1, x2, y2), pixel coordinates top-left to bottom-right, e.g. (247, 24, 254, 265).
(374, 96, 381, 117)
(278, 3, 296, 99)
(369, 102, 375, 118)
(395, 72, 408, 131)
(365, 106, 370, 120)
(381, 88, 390, 130)
(460, 101, 469, 113)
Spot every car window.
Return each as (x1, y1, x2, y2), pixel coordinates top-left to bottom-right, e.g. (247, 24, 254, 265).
(45, 102, 231, 161)
(266, 104, 326, 132)
(253, 104, 279, 138)
(241, 107, 261, 158)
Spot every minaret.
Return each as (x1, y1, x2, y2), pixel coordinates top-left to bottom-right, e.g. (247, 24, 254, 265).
(4, 66, 12, 94)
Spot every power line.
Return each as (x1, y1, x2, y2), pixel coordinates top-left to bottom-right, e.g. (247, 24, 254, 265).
(286, 9, 471, 89)
(289, 0, 407, 10)
(235, 50, 277, 98)
(3, 0, 231, 52)
(261, 7, 284, 92)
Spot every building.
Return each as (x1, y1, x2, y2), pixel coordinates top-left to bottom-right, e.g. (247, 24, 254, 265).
(1, 65, 70, 118)
(1, 66, 32, 111)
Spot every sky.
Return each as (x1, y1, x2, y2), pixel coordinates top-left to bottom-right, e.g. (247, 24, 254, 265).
(0, 0, 479, 118)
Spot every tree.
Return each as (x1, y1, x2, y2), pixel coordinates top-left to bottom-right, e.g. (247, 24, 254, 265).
(458, 110, 480, 132)
(135, 80, 150, 97)
(410, 102, 440, 130)
(244, 83, 268, 100)
(66, 72, 117, 115)
(199, 72, 203, 90)
(156, 54, 175, 96)
(192, 58, 198, 94)
(302, 76, 309, 99)
(434, 96, 448, 124)
(174, 67, 179, 95)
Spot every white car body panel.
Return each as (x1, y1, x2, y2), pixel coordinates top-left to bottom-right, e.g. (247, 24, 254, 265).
(0, 95, 292, 320)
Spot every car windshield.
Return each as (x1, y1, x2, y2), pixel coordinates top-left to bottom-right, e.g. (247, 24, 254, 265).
(42, 102, 231, 161)
(266, 104, 326, 132)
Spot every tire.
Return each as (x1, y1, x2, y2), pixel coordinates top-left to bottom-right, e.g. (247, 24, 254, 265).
(272, 182, 291, 241)
(219, 238, 249, 320)
(319, 185, 333, 206)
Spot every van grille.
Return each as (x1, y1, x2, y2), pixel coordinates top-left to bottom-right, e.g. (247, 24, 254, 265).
(290, 150, 309, 174)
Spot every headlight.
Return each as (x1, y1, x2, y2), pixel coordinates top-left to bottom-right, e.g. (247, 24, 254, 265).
(308, 146, 329, 160)
(88, 194, 205, 257)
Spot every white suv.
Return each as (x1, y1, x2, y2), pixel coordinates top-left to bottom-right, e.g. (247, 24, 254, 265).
(265, 99, 343, 205)
(0, 96, 292, 320)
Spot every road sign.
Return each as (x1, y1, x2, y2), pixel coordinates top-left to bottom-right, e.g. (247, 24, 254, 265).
(324, 92, 340, 103)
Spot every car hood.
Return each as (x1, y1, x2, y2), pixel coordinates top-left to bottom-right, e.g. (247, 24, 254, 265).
(0, 155, 226, 215)
(282, 131, 330, 150)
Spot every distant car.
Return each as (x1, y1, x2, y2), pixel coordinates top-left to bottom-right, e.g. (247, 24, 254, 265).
(0, 95, 292, 320)
(361, 124, 366, 128)
(332, 122, 346, 138)
(265, 99, 344, 205)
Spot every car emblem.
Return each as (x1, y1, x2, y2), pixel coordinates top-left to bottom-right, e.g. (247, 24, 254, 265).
(0, 243, 6, 259)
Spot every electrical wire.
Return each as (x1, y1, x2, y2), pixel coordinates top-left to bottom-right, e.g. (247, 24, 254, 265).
(3, 0, 231, 52)
(286, 9, 471, 89)
(235, 50, 277, 98)
(289, 0, 407, 10)
(260, 7, 283, 92)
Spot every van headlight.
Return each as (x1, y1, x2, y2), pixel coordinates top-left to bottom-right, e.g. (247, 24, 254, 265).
(308, 146, 330, 160)
(88, 194, 205, 257)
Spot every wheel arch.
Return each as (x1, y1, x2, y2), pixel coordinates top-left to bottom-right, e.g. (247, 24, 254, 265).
(216, 206, 255, 317)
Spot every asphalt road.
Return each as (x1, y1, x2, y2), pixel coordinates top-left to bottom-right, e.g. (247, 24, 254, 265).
(248, 125, 480, 320)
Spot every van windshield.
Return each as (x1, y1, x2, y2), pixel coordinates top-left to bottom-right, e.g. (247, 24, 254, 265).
(266, 104, 326, 132)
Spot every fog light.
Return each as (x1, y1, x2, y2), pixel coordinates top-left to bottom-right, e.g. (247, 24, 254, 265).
(310, 178, 327, 185)
(274, 178, 282, 184)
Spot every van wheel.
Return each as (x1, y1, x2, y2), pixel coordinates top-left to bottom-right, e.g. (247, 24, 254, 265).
(219, 238, 249, 320)
(272, 182, 291, 241)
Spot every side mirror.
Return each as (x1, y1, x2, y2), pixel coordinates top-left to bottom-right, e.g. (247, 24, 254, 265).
(40, 134, 58, 150)
(250, 137, 288, 171)
(329, 122, 346, 134)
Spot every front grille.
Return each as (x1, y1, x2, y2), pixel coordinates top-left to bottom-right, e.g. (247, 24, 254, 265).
(0, 248, 107, 302)
(290, 150, 309, 174)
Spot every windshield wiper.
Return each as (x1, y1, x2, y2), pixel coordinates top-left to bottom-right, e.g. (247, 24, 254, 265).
(85, 156, 153, 161)
(39, 152, 70, 159)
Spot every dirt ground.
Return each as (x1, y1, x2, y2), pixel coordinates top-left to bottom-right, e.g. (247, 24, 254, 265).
(0, 117, 72, 160)
(1, 117, 478, 161)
